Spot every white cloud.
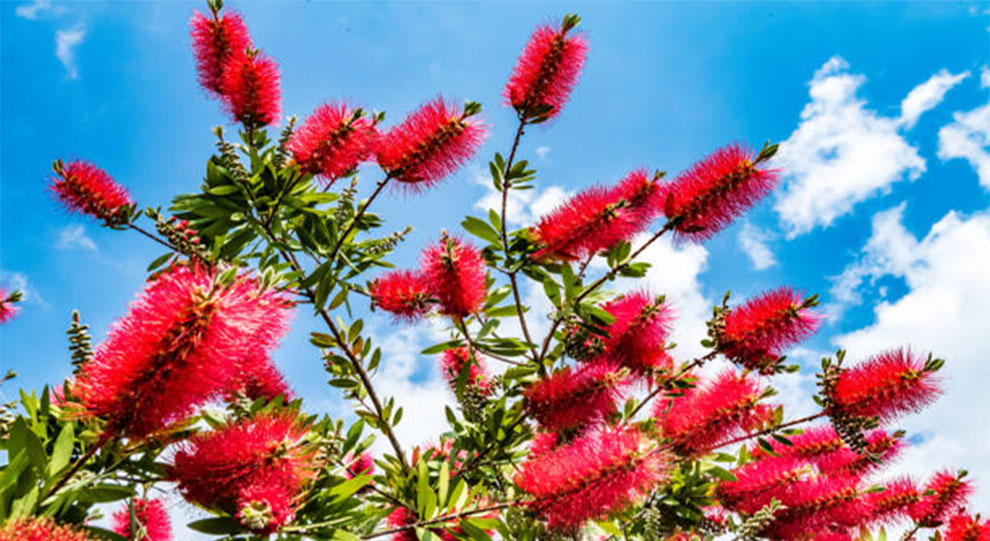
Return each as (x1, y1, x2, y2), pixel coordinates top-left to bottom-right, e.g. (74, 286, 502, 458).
(899, 69, 970, 129)
(773, 56, 926, 237)
(56, 224, 97, 251)
(0, 270, 45, 307)
(937, 100, 990, 190)
(55, 23, 86, 79)
(15, 0, 52, 19)
(738, 222, 777, 270)
(535, 146, 551, 161)
(982, 66, 990, 89)
(833, 206, 990, 510)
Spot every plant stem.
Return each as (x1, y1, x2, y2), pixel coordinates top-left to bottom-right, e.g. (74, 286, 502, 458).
(704, 411, 827, 453)
(361, 502, 515, 539)
(327, 175, 392, 263)
(128, 223, 178, 252)
(626, 351, 719, 420)
(47, 430, 113, 497)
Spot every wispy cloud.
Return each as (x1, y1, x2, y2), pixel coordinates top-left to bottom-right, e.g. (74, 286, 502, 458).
(15, 0, 52, 20)
(55, 23, 86, 79)
(1, 270, 45, 307)
(899, 69, 970, 129)
(937, 73, 990, 190)
(535, 146, 551, 161)
(738, 222, 777, 270)
(56, 224, 97, 252)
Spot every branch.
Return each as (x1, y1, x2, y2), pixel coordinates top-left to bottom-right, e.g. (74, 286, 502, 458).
(626, 350, 719, 420)
(127, 223, 179, 253)
(47, 430, 113, 497)
(702, 412, 827, 453)
(327, 174, 392, 263)
(361, 502, 515, 539)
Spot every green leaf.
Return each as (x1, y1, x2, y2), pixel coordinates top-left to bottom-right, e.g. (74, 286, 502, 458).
(146, 252, 173, 272)
(421, 340, 463, 355)
(329, 474, 372, 503)
(46, 422, 75, 477)
(77, 484, 134, 504)
(461, 216, 501, 245)
(207, 185, 239, 196)
(438, 460, 450, 507)
(186, 517, 242, 535)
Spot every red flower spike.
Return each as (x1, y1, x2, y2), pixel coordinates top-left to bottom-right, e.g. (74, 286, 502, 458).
(817, 429, 903, 477)
(531, 170, 662, 262)
(287, 102, 378, 183)
(530, 431, 561, 456)
(170, 411, 316, 534)
(0, 288, 20, 324)
(830, 348, 942, 423)
(515, 427, 670, 529)
(865, 478, 921, 525)
(716, 456, 808, 514)
(386, 508, 418, 541)
(597, 291, 673, 374)
(419, 233, 487, 317)
(112, 498, 173, 541)
(764, 475, 867, 538)
(375, 98, 487, 188)
(225, 352, 293, 402)
(524, 360, 628, 432)
(221, 50, 281, 128)
(344, 451, 375, 479)
(661, 143, 779, 242)
(50, 160, 133, 225)
(370, 270, 433, 321)
(720, 287, 821, 373)
(655, 369, 772, 456)
(190, 9, 252, 95)
(440, 347, 492, 395)
(504, 16, 587, 120)
(911, 470, 973, 527)
(944, 513, 990, 541)
(0, 518, 94, 541)
(73, 265, 291, 439)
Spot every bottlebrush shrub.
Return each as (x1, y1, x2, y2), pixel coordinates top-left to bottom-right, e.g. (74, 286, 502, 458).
(0, 2, 984, 540)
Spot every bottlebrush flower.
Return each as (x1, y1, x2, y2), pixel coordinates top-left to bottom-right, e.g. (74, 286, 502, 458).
(655, 369, 773, 456)
(911, 470, 973, 527)
(524, 360, 627, 432)
(944, 513, 990, 541)
(385, 507, 477, 541)
(190, 9, 252, 95)
(287, 102, 378, 182)
(531, 170, 662, 262)
(370, 270, 433, 321)
(375, 98, 486, 188)
(0, 288, 20, 324)
(50, 159, 133, 225)
(719, 287, 821, 373)
(343, 451, 375, 479)
(0, 518, 94, 541)
(221, 50, 281, 128)
(225, 352, 293, 402)
(661, 143, 779, 241)
(515, 427, 670, 529)
(717, 456, 808, 514)
(73, 265, 290, 439)
(829, 348, 942, 423)
(170, 411, 316, 534)
(112, 498, 173, 541)
(596, 291, 672, 374)
(749, 425, 844, 462)
(419, 233, 487, 317)
(504, 15, 587, 120)
(530, 431, 560, 456)
(764, 475, 867, 538)
(864, 478, 920, 525)
(816, 429, 902, 477)
(440, 347, 492, 394)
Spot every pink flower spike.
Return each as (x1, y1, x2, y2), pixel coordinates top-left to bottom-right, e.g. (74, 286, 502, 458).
(911, 470, 973, 527)
(944, 512, 990, 541)
(0, 288, 21, 324)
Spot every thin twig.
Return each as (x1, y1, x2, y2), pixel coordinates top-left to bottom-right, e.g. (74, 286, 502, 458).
(327, 175, 392, 263)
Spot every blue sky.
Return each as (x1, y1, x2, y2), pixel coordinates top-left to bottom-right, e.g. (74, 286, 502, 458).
(2, 0, 989, 528)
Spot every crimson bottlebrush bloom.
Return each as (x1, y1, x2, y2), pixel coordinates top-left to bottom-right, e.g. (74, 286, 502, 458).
(440, 347, 492, 394)
(419, 233, 487, 317)
(597, 291, 673, 374)
(944, 513, 990, 541)
(287, 102, 378, 183)
(221, 50, 281, 127)
(73, 265, 290, 439)
(911, 470, 973, 527)
(0, 288, 20, 324)
(170, 411, 316, 534)
(369, 270, 432, 321)
(864, 478, 921, 525)
(0, 518, 94, 541)
(655, 369, 772, 456)
(111, 498, 173, 541)
(720, 287, 821, 373)
(515, 427, 670, 529)
(524, 360, 627, 432)
(661, 143, 779, 241)
(817, 429, 902, 477)
(749, 425, 844, 462)
(190, 9, 252, 95)
(531, 170, 662, 262)
(504, 15, 587, 120)
(717, 456, 808, 514)
(50, 159, 133, 225)
(344, 451, 375, 479)
(386, 507, 418, 541)
(829, 348, 941, 423)
(375, 98, 487, 187)
(764, 475, 867, 538)
(530, 431, 561, 456)
(226, 352, 293, 402)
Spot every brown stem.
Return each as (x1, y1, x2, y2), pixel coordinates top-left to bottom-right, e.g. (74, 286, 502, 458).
(626, 351, 719, 420)
(128, 223, 178, 252)
(47, 430, 113, 497)
(703, 411, 827, 453)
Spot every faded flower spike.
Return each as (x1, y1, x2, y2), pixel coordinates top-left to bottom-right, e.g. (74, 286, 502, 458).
(505, 14, 588, 121)
(661, 143, 779, 241)
(287, 102, 378, 183)
(190, 8, 252, 95)
(50, 159, 133, 226)
(375, 98, 487, 188)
